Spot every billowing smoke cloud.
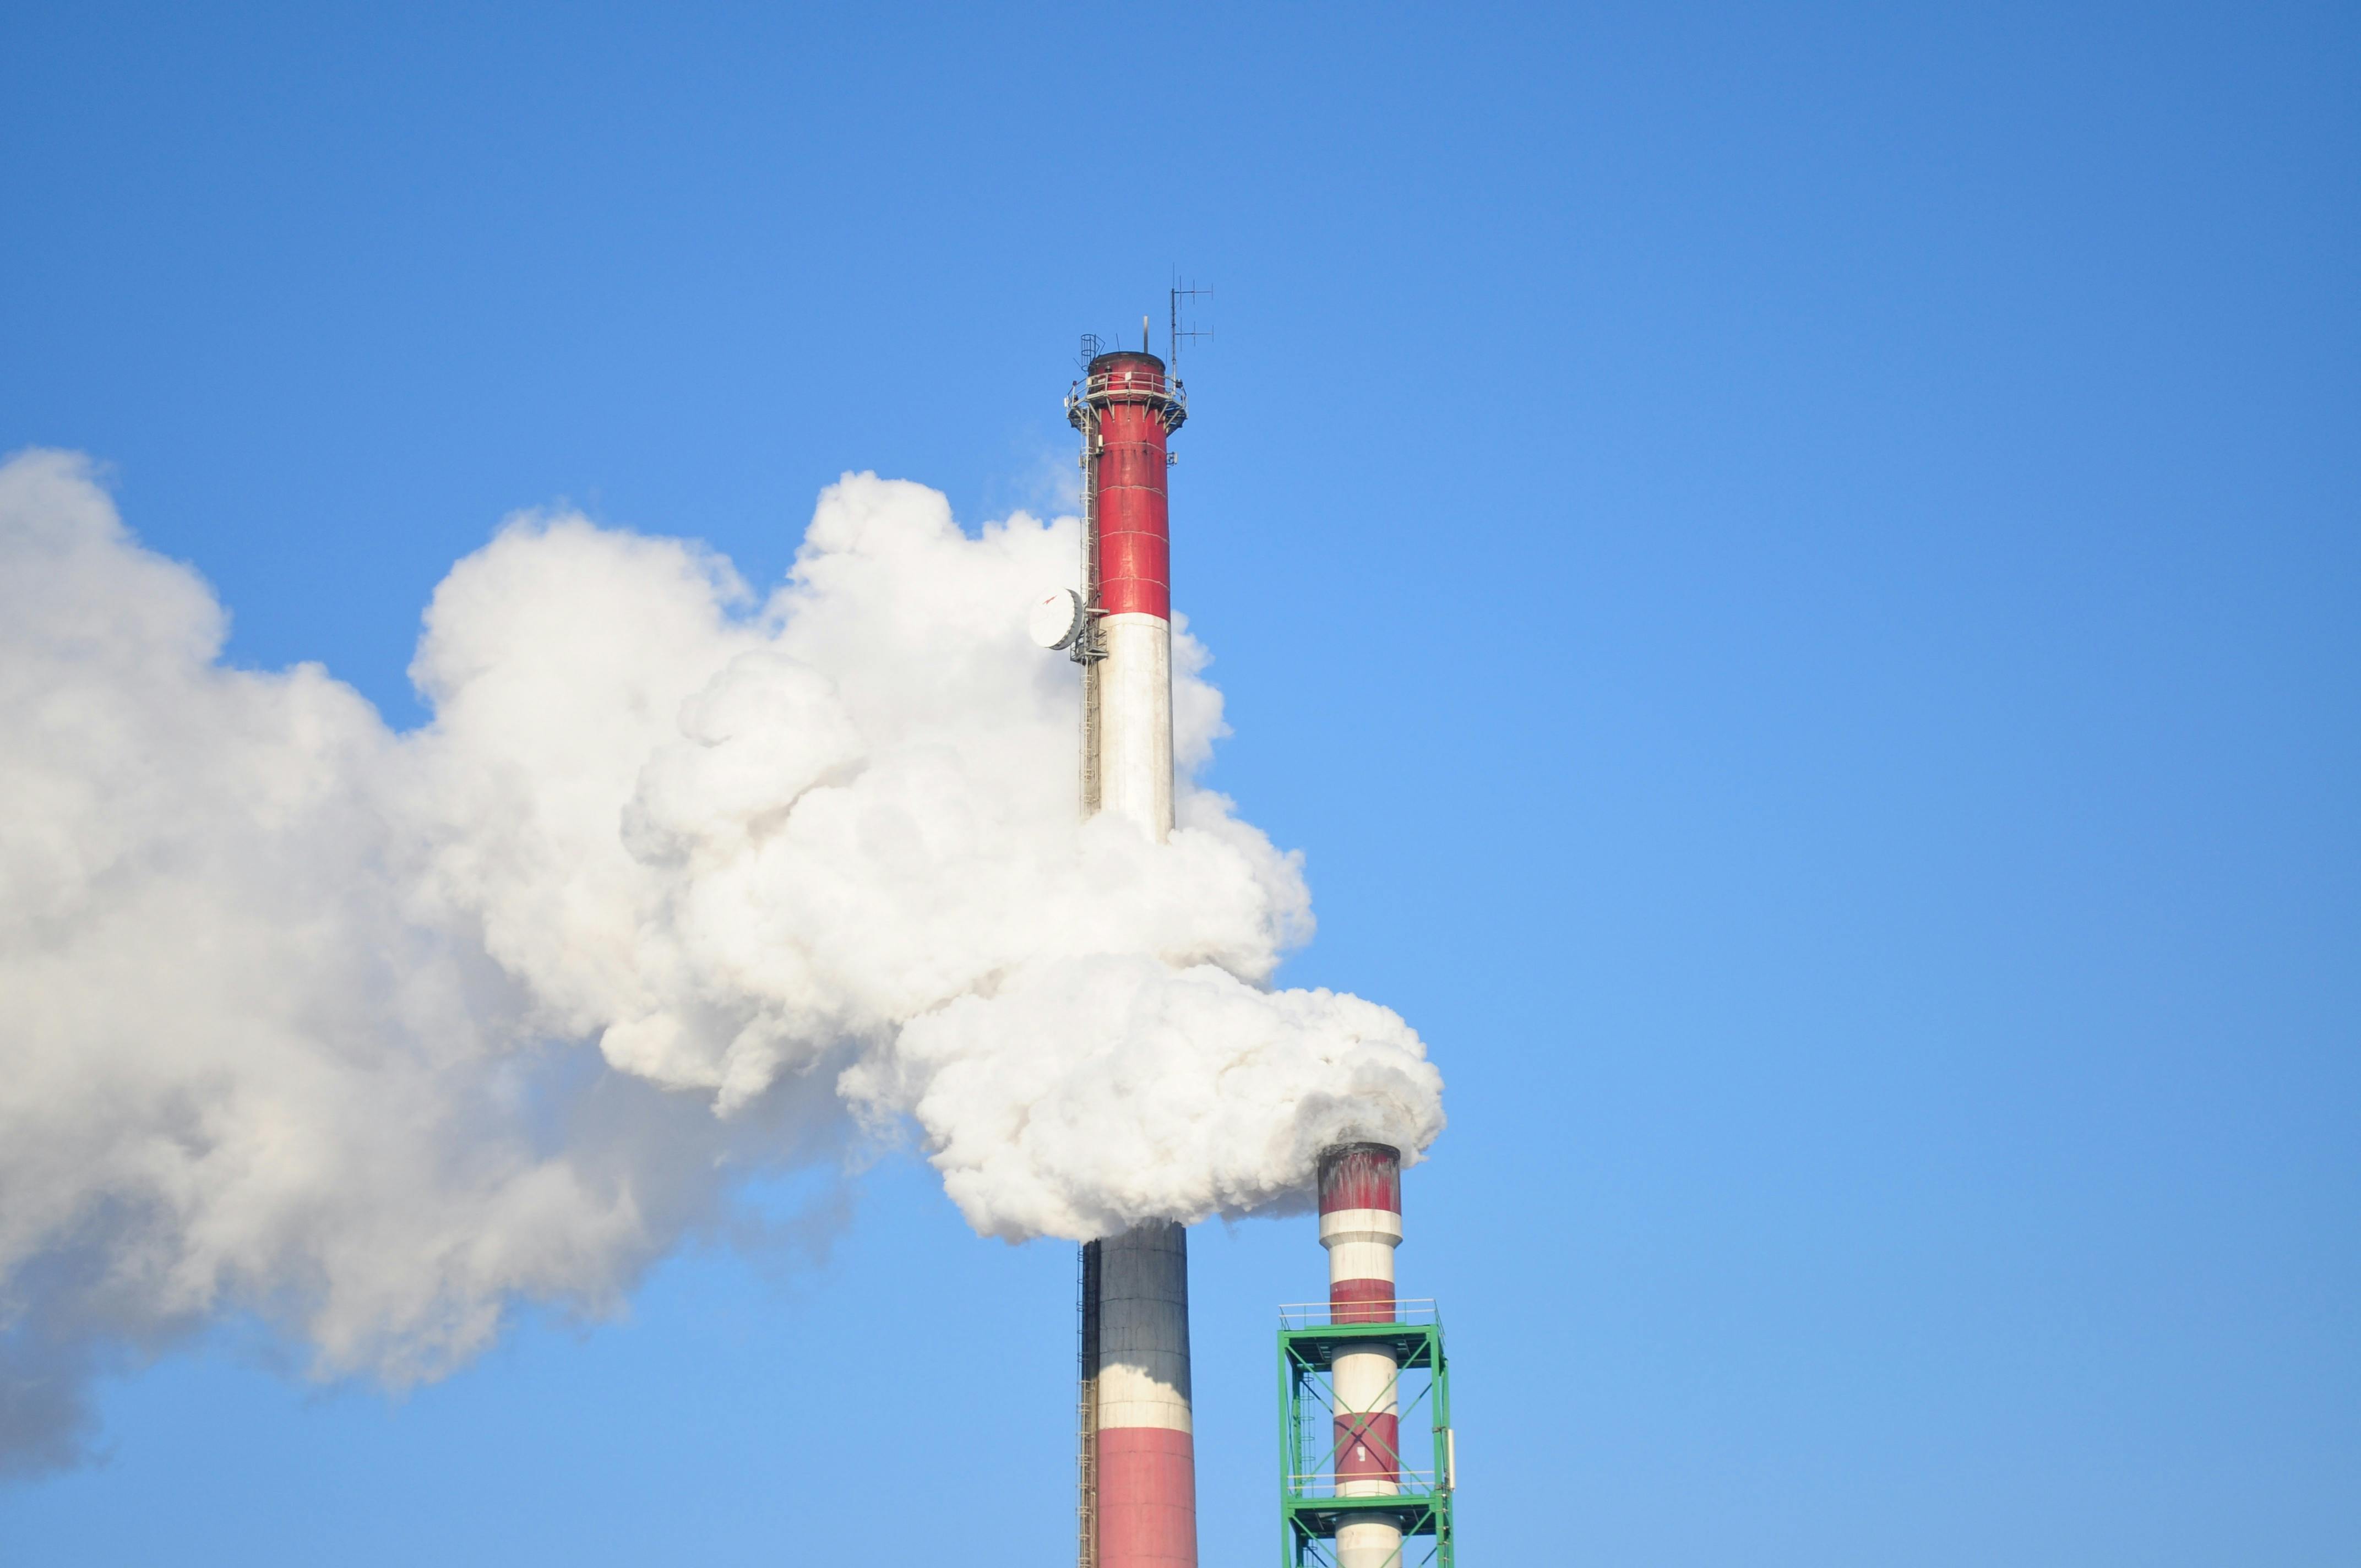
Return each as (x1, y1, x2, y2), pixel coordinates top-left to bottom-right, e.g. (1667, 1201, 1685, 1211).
(0, 448, 1442, 1473)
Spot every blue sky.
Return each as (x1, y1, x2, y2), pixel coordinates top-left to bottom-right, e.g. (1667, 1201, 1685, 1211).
(3, 3, 2355, 1564)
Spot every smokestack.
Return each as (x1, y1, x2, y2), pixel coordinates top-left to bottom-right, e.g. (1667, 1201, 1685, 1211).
(1320, 1142, 1405, 1568)
(1068, 349, 1194, 1568)
(1086, 1223, 1195, 1568)
(1070, 349, 1182, 837)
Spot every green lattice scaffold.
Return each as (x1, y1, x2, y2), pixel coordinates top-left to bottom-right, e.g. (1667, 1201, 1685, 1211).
(1277, 1305, 1455, 1568)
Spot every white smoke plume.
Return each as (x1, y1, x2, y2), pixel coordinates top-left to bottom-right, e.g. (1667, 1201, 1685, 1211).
(0, 448, 1443, 1473)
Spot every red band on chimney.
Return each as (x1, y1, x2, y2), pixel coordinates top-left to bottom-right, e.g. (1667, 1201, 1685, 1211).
(1318, 1144, 1402, 1215)
(1091, 355, 1172, 620)
(1332, 1412, 1402, 1483)
(1097, 1427, 1199, 1568)
(1329, 1278, 1396, 1324)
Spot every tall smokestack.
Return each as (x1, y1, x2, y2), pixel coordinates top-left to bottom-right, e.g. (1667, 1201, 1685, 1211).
(1073, 349, 1180, 837)
(1087, 1223, 1195, 1568)
(1320, 1142, 1406, 1568)
(1068, 349, 1194, 1568)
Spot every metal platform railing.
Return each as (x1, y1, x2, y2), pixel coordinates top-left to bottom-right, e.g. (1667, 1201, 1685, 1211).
(1065, 371, 1188, 431)
(1286, 1468, 1443, 1499)
(1279, 1299, 1440, 1329)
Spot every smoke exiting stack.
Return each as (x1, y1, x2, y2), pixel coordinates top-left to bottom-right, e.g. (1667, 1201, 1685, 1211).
(1320, 1144, 1406, 1568)
(1067, 349, 1195, 1568)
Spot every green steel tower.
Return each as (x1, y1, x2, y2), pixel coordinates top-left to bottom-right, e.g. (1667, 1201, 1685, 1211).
(1282, 1143, 1455, 1568)
(1279, 1305, 1455, 1568)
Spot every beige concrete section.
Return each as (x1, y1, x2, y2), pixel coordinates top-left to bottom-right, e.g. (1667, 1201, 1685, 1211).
(1321, 1206, 1402, 1289)
(1097, 1220, 1193, 1433)
(1336, 1517, 1404, 1568)
(1326, 1238, 1399, 1287)
(1318, 1207, 1405, 1246)
(1098, 613, 1173, 840)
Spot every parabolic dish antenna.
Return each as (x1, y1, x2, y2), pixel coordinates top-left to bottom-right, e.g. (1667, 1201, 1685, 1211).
(1028, 587, 1084, 650)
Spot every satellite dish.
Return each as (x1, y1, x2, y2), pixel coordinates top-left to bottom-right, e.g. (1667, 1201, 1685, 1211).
(1028, 588, 1084, 650)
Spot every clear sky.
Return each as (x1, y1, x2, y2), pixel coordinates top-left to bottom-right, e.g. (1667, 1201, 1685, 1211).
(3, 3, 2355, 1564)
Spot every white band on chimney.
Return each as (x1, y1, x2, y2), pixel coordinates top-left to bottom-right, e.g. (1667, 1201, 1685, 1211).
(1097, 613, 1173, 840)
(1318, 1208, 1405, 1246)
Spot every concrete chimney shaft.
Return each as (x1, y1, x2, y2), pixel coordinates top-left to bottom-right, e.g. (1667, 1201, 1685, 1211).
(1320, 1144, 1405, 1568)
(1071, 350, 1193, 1568)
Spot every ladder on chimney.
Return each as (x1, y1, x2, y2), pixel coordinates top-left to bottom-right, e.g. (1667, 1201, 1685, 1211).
(1077, 1239, 1102, 1568)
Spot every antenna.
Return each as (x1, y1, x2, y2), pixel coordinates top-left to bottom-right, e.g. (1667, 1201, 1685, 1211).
(1168, 277, 1213, 364)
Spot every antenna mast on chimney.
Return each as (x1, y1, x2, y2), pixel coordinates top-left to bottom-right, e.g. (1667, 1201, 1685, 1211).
(1169, 279, 1212, 365)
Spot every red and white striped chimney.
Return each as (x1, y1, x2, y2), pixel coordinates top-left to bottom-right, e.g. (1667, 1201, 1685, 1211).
(1092, 1223, 1196, 1568)
(1320, 1142, 1405, 1568)
(1069, 347, 1195, 1568)
(1080, 347, 1178, 839)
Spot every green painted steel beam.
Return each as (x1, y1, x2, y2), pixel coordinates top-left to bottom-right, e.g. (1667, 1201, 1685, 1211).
(1279, 1314, 1456, 1568)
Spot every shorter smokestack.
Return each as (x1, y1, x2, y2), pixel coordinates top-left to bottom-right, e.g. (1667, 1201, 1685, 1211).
(1319, 1142, 1403, 1322)
(1318, 1143, 1405, 1568)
